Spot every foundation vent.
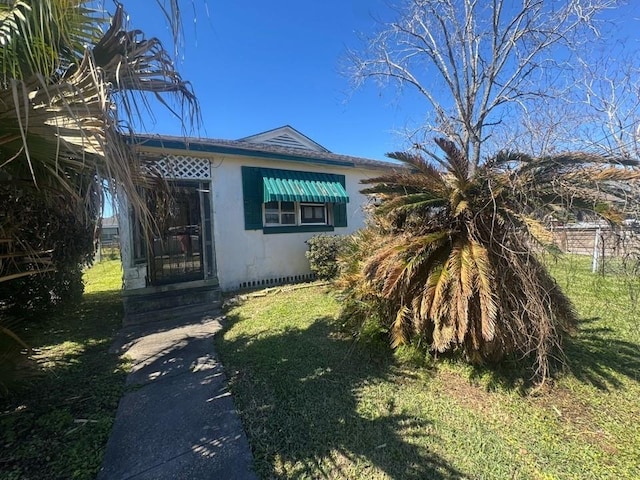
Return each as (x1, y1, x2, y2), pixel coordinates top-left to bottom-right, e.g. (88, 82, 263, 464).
(238, 273, 316, 290)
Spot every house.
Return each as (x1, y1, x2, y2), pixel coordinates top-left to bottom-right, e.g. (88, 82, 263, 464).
(100, 215, 119, 246)
(118, 126, 393, 316)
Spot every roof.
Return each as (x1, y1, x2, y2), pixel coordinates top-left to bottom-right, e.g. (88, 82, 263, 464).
(238, 125, 330, 153)
(132, 128, 395, 171)
(102, 215, 119, 228)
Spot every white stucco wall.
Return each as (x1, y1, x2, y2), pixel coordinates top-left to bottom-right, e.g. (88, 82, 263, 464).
(119, 148, 390, 292)
(117, 194, 148, 290)
(209, 155, 381, 291)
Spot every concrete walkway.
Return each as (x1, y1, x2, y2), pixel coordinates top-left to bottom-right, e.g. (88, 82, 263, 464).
(97, 312, 257, 480)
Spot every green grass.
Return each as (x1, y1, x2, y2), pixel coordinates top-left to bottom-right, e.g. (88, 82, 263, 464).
(217, 260, 640, 480)
(0, 259, 128, 480)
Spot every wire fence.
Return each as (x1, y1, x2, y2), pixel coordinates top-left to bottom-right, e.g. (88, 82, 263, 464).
(95, 239, 121, 262)
(552, 224, 640, 276)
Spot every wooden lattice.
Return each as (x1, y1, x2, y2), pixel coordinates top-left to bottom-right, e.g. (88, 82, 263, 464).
(143, 155, 211, 179)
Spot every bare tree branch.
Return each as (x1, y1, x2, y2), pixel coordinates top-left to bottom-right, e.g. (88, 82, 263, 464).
(348, 0, 622, 171)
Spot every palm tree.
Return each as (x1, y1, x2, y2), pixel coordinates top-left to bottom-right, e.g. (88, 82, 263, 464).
(0, 0, 197, 282)
(339, 138, 640, 383)
(0, 0, 198, 385)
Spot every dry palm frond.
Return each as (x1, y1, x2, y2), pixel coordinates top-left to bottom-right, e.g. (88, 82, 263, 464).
(339, 138, 640, 385)
(469, 241, 497, 342)
(391, 306, 411, 348)
(0, 2, 199, 285)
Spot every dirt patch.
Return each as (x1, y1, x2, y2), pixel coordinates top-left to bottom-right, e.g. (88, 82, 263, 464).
(437, 370, 497, 414)
(529, 385, 593, 423)
(528, 386, 619, 455)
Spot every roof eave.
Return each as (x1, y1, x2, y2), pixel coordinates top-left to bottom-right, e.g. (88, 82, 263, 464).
(130, 135, 396, 171)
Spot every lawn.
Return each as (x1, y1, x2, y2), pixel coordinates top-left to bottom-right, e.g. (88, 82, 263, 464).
(217, 257, 640, 479)
(0, 259, 128, 480)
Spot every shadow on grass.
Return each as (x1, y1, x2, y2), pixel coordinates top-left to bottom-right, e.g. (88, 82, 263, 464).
(0, 289, 128, 479)
(463, 316, 640, 393)
(563, 317, 640, 390)
(218, 314, 465, 480)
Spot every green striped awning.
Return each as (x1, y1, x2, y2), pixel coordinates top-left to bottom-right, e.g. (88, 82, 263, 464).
(261, 168, 349, 204)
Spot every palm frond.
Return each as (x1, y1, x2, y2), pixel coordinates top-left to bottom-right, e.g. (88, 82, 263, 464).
(503, 209, 554, 246)
(386, 150, 443, 175)
(469, 242, 497, 342)
(0, 1, 102, 84)
(429, 255, 456, 351)
(375, 193, 448, 217)
(456, 242, 473, 343)
(434, 137, 468, 181)
(390, 305, 410, 348)
(361, 170, 446, 195)
(339, 138, 639, 384)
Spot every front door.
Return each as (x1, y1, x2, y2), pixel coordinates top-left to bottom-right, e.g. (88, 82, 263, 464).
(148, 181, 214, 285)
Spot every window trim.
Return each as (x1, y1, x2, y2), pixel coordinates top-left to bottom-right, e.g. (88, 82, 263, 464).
(262, 201, 332, 227)
(299, 203, 328, 225)
(263, 224, 335, 235)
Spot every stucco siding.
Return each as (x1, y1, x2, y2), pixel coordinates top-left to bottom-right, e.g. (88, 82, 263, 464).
(210, 154, 379, 290)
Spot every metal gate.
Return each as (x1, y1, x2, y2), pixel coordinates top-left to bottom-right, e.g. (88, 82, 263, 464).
(148, 181, 214, 285)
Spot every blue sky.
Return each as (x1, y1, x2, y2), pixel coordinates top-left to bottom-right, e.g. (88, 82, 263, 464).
(119, 1, 640, 163)
(122, 1, 419, 161)
(102, 1, 638, 218)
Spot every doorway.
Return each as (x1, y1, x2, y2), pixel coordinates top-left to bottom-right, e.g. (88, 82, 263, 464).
(147, 181, 214, 285)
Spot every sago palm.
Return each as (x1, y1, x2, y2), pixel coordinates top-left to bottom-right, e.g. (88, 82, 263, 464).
(339, 138, 640, 382)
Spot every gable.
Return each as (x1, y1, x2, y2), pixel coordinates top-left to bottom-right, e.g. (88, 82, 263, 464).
(238, 126, 330, 153)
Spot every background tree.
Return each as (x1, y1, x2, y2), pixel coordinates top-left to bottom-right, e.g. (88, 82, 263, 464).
(349, 0, 624, 169)
(503, 47, 640, 163)
(572, 50, 640, 159)
(342, 0, 640, 383)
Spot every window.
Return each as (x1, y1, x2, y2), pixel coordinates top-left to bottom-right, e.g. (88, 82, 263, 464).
(263, 202, 329, 226)
(300, 204, 327, 224)
(242, 166, 349, 232)
(264, 201, 296, 225)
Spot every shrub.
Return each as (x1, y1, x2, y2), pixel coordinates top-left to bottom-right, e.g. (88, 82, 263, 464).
(305, 234, 347, 280)
(1, 184, 96, 393)
(0, 184, 96, 321)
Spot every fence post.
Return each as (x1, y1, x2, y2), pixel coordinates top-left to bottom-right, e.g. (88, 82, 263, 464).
(591, 227, 601, 273)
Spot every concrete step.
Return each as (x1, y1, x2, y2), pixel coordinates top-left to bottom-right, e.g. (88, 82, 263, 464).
(122, 279, 221, 327)
(124, 301, 222, 327)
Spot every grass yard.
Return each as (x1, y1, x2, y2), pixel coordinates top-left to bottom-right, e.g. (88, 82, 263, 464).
(217, 257, 640, 479)
(0, 260, 128, 480)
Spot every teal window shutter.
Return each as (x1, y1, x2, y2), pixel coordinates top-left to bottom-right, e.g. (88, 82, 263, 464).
(334, 204, 347, 227)
(334, 175, 347, 227)
(241, 166, 263, 230)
